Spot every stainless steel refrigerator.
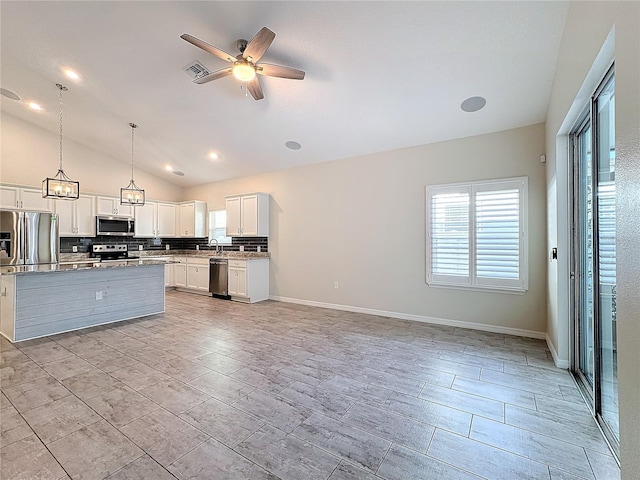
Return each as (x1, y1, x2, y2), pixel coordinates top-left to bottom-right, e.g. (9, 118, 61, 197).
(0, 211, 59, 266)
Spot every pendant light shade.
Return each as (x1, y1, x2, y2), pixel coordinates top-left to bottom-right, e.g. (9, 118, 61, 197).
(120, 123, 145, 206)
(42, 84, 79, 200)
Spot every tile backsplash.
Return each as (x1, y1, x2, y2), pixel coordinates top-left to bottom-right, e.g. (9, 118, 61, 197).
(60, 236, 268, 254)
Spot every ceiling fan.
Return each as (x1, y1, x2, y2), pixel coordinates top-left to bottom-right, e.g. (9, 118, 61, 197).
(180, 27, 305, 101)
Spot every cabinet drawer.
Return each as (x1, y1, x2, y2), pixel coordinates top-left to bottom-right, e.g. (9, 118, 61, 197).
(187, 257, 210, 266)
(173, 256, 188, 264)
(228, 259, 247, 268)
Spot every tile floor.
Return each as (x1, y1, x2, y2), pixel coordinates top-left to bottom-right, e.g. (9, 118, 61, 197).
(0, 291, 620, 480)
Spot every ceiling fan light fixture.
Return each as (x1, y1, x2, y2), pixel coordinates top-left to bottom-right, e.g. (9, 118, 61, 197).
(232, 62, 256, 82)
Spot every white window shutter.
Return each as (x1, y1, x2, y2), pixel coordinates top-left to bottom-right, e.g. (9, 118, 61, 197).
(474, 185, 522, 288)
(426, 177, 528, 293)
(427, 186, 471, 286)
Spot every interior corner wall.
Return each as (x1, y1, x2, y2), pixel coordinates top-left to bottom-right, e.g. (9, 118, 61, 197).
(544, 2, 640, 478)
(0, 112, 184, 202)
(185, 123, 547, 337)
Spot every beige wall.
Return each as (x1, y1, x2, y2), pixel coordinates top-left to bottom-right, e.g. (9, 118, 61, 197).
(186, 124, 547, 336)
(545, 1, 640, 477)
(0, 113, 183, 201)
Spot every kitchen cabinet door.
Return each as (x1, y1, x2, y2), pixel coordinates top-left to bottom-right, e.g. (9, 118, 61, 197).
(225, 193, 269, 237)
(75, 195, 96, 236)
(174, 263, 187, 287)
(96, 196, 133, 217)
(134, 202, 157, 237)
(196, 263, 210, 290)
(240, 195, 259, 236)
(225, 196, 242, 236)
(20, 188, 52, 212)
(0, 186, 19, 209)
(228, 267, 247, 297)
(164, 263, 173, 287)
(55, 195, 95, 237)
(0, 186, 52, 211)
(178, 201, 207, 237)
(55, 200, 75, 236)
(157, 203, 177, 237)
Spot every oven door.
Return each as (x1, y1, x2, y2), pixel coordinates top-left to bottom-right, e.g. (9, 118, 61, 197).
(96, 216, 134, 236)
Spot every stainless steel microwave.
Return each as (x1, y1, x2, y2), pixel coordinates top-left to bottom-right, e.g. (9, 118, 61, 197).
(96, 216, 135, 236)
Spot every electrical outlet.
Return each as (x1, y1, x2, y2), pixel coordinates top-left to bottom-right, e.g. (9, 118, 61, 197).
(138, 245, 143, 251)
(95, 291, 103, 300)
(166, 244, 170, 250)
(334, 281, 339, 289)
(72, 245, 78, 253)
(196, 245, 200, 250)
(257, 246, 261, 252)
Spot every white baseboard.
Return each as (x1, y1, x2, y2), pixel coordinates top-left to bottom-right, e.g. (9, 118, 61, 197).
(546, 333, 570, 369)
(269, 295, 546, 340)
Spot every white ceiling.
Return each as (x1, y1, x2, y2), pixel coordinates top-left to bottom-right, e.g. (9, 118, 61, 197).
(1, 1, 569, 188)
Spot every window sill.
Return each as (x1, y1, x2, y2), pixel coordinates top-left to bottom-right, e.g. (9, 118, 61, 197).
(426, 281, 527, 295)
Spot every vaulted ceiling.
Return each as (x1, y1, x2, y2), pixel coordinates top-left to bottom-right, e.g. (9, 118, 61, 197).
(1, 1, 569, 187)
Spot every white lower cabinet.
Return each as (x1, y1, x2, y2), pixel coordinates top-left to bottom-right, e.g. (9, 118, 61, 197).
(228, 258, 269, 303)
(172, 256, 209, 294)
(173, 257, 187, 288)
(164, 262, 173, 288)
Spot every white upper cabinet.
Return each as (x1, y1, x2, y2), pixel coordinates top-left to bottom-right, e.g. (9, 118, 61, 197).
(55, 195, 95, 237)
(0, 186, 52, 212)
(225, 193, 269, 237)
(95, 196, 133, 217)
(134, 202, 177, 237)
(134, 202, 157, 237)
(178, 201, 207, 237)
(157, 203, 177, 237)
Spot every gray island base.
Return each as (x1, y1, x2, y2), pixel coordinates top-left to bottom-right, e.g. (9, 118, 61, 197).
(0, 263, 165, 343)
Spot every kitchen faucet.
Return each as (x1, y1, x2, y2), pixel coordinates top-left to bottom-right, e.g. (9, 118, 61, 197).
(209, 238, 220, 254)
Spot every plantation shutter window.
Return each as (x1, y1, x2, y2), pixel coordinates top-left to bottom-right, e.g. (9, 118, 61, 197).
(426, 177, 528, 293)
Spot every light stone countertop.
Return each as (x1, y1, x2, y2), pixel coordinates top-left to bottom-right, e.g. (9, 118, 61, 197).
(0, 259, 169, 276)
(59, 250, 270, 263)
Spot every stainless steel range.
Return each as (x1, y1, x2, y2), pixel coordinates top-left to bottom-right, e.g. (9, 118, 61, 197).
(91, 244, 138, 262)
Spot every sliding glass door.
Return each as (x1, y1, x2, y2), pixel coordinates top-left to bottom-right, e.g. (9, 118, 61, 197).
(571, 66, 618, 455)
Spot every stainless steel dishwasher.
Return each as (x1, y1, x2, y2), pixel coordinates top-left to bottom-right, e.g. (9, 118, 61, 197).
(209, 258, 229, 297)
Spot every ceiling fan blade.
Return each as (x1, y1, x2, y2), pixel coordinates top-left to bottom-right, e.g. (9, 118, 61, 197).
(243, 27, 275, 63)
(246, 76, 264, 101)
(193, 67, 233, 84)
(180, 34, 236, 63)
(256, 63, 305, 80)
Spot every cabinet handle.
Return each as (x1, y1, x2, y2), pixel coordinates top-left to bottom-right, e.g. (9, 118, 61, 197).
(1, 287, 6, 297)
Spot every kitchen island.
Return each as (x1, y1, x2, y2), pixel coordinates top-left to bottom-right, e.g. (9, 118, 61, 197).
(0, 260, 167, 343)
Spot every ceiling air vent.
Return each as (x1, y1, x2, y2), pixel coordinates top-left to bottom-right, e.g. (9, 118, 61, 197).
(184, 61, 210, 80)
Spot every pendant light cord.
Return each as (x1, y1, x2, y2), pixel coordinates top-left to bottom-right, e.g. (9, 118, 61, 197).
(130, 123, 137, 182)
(57, 84, 67, 172)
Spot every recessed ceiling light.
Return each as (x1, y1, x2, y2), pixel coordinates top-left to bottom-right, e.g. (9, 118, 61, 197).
(28, 102, 43, 111)
(64, 69, 80, 81)
(172, 171, 185, 176)
(208, 152, 219, 160)
(165, 165, 173, 171)
(0, 88, 21, 101)
(285, 141, 302, 150)
(461, 96, 486, 113)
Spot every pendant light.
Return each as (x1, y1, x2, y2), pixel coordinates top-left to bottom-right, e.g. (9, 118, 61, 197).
(42, 83, 79, 200)
(120, 122, 145, 206)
